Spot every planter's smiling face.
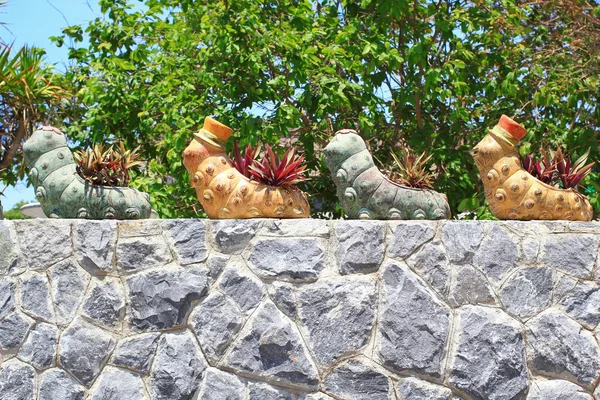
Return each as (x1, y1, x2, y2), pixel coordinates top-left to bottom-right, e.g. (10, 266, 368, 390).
(324, 130, 367, 170)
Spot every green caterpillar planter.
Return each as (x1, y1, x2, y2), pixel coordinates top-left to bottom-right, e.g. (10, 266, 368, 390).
(324, 130, 451, 220)
(22, 126, 151, 219)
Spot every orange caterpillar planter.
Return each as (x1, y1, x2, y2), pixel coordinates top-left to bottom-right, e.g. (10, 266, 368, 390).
(471, 115, 593, 221)
(183, 117, 310, 219)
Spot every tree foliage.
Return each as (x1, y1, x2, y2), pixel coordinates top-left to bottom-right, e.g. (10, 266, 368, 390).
(49, 0, 600, 218)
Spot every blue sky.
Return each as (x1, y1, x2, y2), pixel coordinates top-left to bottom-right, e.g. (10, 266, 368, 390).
(1, 0, 101, 210)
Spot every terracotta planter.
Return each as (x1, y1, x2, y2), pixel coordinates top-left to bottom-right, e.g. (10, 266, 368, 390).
(323, 129, 451, 220)
(22, 127, 151, 219)
(183, 117, 310, 219)
(471, 115, 593, 221)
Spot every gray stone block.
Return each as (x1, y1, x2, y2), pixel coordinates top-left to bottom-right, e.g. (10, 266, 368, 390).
(74, 220, 116, 273)
(500, 266, 554, 319)
(112, 332, 160, 373)
(116, 235, 172, 273)
(441, 221, 484, 263)
(19, 272, 54, 322)
(541, 234, 598, 278)
(526, 378, 591, 400)
(377, 261, 450, 378)
(406, 241, 451, 297)
(209, 219, 259, 254)
(126, 265, 208, 331)
(82, 278, 125, 329)
(387, 221, 435, 259)
(248, 381, 294, 400)
(15, 219, 72, 270)
(323, 359, 392, 400)
(59, 318, 115, 387)
(0, 221, 20, 275)
(0, 312, 32, 351)
(269, 282, 297, 319)
(0, 359, 35, 400)
(0, 278, 16, 320)
(218, 263, 264, 313)
(248, 238, 325, 282)
(150, 331, 207, 400)
(162, 219, 208, 265)
(297, 277, 376, 367)
(335, 220, 384, 274)
(18, 322, 58, 369)
(89, 366, 147, 400)
(448, 305, 527, 400)
(49, 259, 90, 326)
(448, 264, 496, 307)
(223, 301, 319, 389)
(39, 368, 86, 400)
(395, 377, 452, 400)
(560, 281, 600, 329)
(473, 225, 519, 283)
(196, 368, 246, 400)
(189, 292, 243, 365)
(527, 309, 600, 388)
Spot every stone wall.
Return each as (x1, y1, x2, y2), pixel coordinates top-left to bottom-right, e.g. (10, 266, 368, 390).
(1, 219, 600, 400)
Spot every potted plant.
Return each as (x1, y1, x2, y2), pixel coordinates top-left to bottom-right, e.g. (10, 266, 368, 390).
(323, 129, 450, 220)
(182, 117, 310, 219)
(471, 115, 594, 221)
(22, 126, 151, 219)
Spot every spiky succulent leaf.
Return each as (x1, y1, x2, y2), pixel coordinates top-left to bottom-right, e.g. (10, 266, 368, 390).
(248, 144, 307, 186)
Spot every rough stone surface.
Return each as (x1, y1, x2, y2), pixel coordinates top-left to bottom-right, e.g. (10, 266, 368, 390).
(209, 219, 259, 254)
(150, 331, 207, 400)
(297, 277, 376, 366)
(82, 279, 125, 329)
(441, 221, 484, 263)
(116, 235, 172, 272)
(0, 278, 16, 320)
(59, 318, 116, 387)
(248, 238, 325, 281)
(541, 234, 598, 278)
(270, 282, 297, 318)
(448, 264, 496, 307)
(15, 219, 71, 270)
(223, 301, 319, 389)
(0, 312, 32, 351)
(189, 291, 243, 365)
(126, 265, 208, 331)
(387, 222, 435, 259)
(500, 266, 554, 319)
(0, 221, 20, 275)
(406, 241, 451, 297)
(4, 220, 600, 398)
(323, 359, 392, 400)
(526, 379, 592, 400)
(89, 366, 147, 400)
(395, 377, 452, 400)
(377, 261, 451, 378)
(18, 322, 58, 369)
(218, 263, 263, 312)
(527, 309, 600, 388)
(162, 219, 208, 264)
(0, 359, 36, 400)
(335, 220, 384, 274)
(19, 272, 54, 322)
(39, 368, 86, 400)
(559, 281, 600, 329)
(49, 259, 90, 326)
(112, 332, 160, 373)
(448, 306, 528, 400)
(74, 220, 116, 273)
(473, 225, 519, 282)
(248, 381, 294, 400)
(196, 368, 246, 400)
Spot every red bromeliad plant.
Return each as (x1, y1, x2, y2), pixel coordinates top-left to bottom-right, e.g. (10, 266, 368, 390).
(520, 147, 595, 190)
(231, 141, 307, 186)
(249, 145, 307, 186)
(231, 139, 260, 179)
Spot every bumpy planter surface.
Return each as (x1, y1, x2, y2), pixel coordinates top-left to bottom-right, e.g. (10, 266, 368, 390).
(472, 115, 593, 221)
(324, 130, 451, 220)
(183, 117, 310, 219)
(22, 127, 151, 219)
